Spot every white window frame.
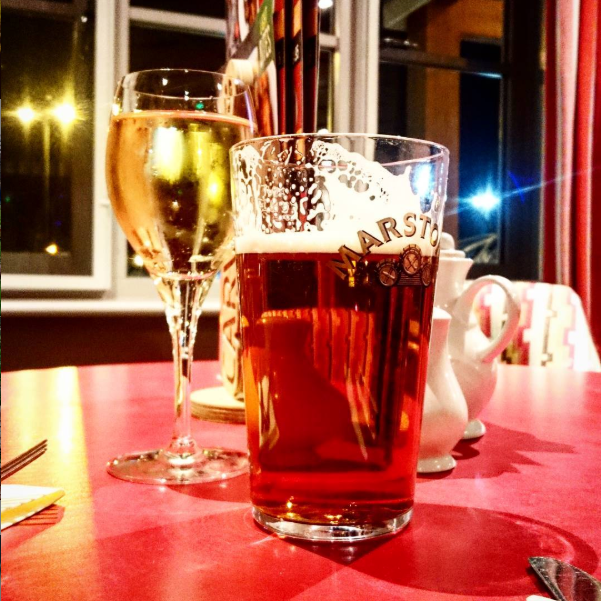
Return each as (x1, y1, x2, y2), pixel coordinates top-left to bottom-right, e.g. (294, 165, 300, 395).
(2, 0, 363, 315)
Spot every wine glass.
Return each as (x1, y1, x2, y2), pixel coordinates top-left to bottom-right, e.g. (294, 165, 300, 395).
(105, 69, 256, 484)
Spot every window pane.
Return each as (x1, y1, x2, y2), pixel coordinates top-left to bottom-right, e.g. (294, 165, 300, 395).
(378, 62, 502, 264)
(131, 0, 225, 19)
(458, 40, 502, 263)
(127, 26, 227, 276)
(320, 2, 335, 34)
(130, 25, 226, 72)
(2, 6, 95, 275)
(381, 0, 503, 58)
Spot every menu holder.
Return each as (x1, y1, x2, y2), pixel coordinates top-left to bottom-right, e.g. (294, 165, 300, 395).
(286, 0, 304, 132)
(225, 0, 279, 136)
(192, 0, 321, 424)
(302, 0, 319, 132)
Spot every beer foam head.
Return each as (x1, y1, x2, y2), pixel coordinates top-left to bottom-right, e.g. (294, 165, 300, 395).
(232, 138, 447, 257)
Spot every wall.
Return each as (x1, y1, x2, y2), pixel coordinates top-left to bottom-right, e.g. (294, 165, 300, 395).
(1, 314, 219, 372)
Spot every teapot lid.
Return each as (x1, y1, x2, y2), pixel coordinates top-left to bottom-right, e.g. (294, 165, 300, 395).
(440, 232, 466, 259)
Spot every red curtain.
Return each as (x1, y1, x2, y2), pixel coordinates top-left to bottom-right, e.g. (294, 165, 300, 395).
(543, 0, 601, 347)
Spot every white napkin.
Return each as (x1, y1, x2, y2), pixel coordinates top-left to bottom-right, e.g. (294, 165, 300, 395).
(1, 484, 65, 530)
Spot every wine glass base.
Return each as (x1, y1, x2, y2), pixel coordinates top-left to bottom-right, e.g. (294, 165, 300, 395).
(252, 507, 412, 542)
(107, 448, 248, 485)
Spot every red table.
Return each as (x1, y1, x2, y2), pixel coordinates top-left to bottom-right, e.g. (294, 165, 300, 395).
(2, 362, 600, 601)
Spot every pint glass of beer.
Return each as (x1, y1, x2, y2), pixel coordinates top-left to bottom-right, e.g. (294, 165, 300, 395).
(231, 134, 449, 541)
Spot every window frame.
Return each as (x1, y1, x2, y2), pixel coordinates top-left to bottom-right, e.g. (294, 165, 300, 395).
(0, 0, 350, 310)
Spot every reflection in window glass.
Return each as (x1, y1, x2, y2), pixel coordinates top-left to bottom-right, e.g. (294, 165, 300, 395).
(2, 7, 95, 275)
(378, 62, 501, 264)
(381, 0, 503, 57)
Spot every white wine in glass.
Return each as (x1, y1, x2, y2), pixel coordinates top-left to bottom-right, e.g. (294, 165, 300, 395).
(105, 69, 256, 484)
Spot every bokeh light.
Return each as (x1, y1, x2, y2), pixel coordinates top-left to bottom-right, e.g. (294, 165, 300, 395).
(16, 106, 37, 124)
(53, 103, 77, 125)
(468, 188, 501, 213)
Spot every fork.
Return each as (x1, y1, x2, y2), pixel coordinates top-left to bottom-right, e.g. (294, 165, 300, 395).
(1, 440, 48, 481)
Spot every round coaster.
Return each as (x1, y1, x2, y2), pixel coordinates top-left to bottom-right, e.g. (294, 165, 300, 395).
(190, 386, 246, 424)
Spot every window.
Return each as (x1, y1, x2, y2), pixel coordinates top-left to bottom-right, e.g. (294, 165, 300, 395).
(2, 1, 100, 281)
(2, 0, 344, 305)
(2, 0, 543, 307)
(378, 0, 544, 279)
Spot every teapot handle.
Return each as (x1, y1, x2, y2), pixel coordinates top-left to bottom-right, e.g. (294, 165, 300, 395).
(451, 275, 521, 364)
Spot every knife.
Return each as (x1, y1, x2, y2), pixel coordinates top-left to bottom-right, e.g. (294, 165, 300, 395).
(529, 557, 601, 601)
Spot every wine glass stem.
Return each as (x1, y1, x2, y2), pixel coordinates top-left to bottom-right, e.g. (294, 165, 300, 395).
(162, 278, 209, 458)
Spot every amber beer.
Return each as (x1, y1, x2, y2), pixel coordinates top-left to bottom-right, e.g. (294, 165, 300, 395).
(232, 132, 449, 539)
(238, 248, 437, 531)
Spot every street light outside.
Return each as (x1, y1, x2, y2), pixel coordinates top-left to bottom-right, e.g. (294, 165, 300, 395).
(10, 100, 79, 254)
(52, 102, 77, 125)
(14, 102, 78, 126)
(16, 106, 37, 124)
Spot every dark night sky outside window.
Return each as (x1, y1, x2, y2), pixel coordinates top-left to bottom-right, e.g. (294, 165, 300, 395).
(458, 40, 502, 262)
(2, 6, 95, 275)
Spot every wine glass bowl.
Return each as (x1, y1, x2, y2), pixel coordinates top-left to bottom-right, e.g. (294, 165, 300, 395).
(105, 69, 256, 484)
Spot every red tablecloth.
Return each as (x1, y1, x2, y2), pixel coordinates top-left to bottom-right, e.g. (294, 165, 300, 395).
(1, 362, 600, 601)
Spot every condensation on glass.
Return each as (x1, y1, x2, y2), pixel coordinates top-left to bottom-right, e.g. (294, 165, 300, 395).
(381, 0, 504, 55)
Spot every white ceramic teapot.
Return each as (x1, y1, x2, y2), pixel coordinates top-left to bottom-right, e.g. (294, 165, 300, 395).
(418, 308, 468, 473)
(435, 234, 521, 439)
